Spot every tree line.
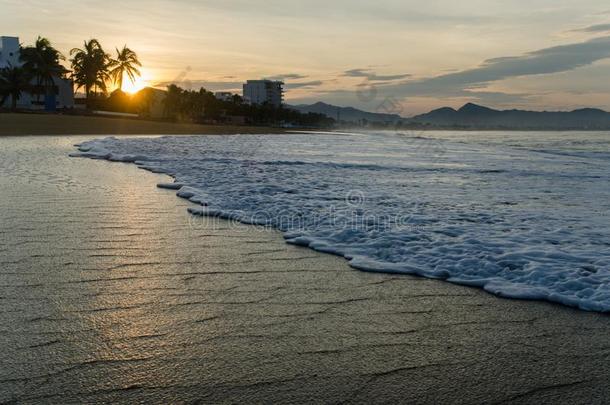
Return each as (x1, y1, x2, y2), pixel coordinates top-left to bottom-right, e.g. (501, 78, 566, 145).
(1, 36, 334, 128)
(104, 84, 334, 127)
(0, 37, 140, 109)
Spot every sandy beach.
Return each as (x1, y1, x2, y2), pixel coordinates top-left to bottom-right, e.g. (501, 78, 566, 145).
(1, 135, 609, 404)
(0, 113, 284, 136)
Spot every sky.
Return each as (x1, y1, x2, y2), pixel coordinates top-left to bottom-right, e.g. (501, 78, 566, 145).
(2, 0, 610, 115)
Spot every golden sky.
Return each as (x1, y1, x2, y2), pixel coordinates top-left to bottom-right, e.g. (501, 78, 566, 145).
(2, 0, 610, 114)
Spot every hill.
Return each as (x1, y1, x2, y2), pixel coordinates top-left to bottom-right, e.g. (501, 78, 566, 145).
(290, 102, 403, 124)
(411, 103, 610, 130)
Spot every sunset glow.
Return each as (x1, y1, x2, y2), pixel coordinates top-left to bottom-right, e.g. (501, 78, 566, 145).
(3, 0, 610, 113)
(121, 71, 148, 94)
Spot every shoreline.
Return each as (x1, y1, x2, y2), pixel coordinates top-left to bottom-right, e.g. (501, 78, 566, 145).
(4, 113, 609, 137)
(1, 135, 609, 403)
(73, 135, 610, 314)
(0, 112, 286, 136)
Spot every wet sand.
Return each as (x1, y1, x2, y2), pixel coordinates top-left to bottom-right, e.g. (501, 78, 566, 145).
(1, 136, 609, 404)
(0, 113, 284, 136)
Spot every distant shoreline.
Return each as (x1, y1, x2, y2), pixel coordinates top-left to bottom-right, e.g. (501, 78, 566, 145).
(3, 112, 608, 136)
(0, 112, 286, 136)
(340, 125, 610, 132)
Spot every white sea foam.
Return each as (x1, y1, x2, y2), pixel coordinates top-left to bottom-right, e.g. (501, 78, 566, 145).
(72, 131, 610, 312)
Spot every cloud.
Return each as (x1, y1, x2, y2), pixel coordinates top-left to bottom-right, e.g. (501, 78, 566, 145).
(343, 68, 411, 81)
(382, 35, 610, 96)
(462, 90, 530, 105)
(571, 23, 610, 33)
(194, 1, 497, 25)
(296, 36, 610, 113)
(285, 80, 324, 89)
(266, 73, 308, 81)
(153, 78, 324, 92)
(152, 80, 243, 92)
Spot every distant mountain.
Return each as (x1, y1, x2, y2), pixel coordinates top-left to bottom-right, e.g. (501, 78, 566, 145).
(412, 103, 610, 130)
(291, 101, 610, 129)
(290, 102, 403, 124)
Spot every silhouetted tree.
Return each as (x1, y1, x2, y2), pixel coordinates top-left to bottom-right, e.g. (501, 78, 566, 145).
(100, 83, 334, 128)
(162, 84, 183, 119)
(19, 36, 67, 105)
(0, 65, 30, 110)
(109, 45, 141, 91)
(70, 39, 111, 107)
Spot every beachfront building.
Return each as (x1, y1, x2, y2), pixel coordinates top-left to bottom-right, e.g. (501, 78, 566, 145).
(0, 36, 74, 110)
(0, 36, 20, 67)
(242, 80, 283, 107)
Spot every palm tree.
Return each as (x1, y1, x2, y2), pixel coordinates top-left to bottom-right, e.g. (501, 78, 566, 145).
(109, 45, 141, 91)
(19, 36, 67, 107)
(0, 65, 31, 110)
(70, 39, 111, 107)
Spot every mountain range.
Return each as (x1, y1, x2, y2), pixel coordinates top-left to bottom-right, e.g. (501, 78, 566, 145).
(291, 102, 402, 124)
(291, 102, 610, 130)
(412, 103, 610, 130)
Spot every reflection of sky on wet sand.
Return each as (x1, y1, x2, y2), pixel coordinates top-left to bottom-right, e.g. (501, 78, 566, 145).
(2, 136, 610, 403)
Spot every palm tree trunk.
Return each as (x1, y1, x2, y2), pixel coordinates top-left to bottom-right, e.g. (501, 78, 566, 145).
(85, 86, 91, 110)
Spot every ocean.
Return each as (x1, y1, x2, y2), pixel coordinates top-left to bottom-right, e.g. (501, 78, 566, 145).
(72, 130, 610, 312)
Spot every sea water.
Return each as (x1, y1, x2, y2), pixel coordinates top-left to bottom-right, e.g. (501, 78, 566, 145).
(72, 131, 610, 312)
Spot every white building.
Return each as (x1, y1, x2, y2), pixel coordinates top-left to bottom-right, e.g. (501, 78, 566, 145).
(0, 36, 20, 67)
(242, 80, 283, 107)
(1, 36, 74, 110)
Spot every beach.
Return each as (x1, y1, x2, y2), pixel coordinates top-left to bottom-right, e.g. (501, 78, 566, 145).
(1, 135, 610, 404)
(0, 113, 284, 136)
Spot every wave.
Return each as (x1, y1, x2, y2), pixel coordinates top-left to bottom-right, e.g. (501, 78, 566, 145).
(528, 149, 610, 161)
(71, 134, 610, 312)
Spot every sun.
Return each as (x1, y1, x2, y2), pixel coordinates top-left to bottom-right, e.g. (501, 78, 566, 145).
(121, 70, 150, 94)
